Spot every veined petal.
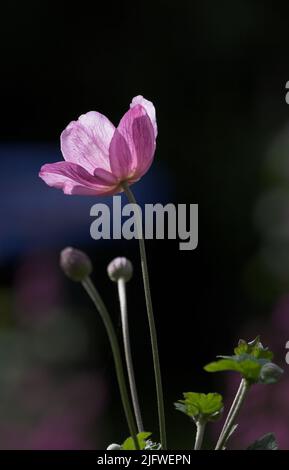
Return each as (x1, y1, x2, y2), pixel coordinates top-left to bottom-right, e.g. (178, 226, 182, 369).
(61, 111, 115, 174)
(130, 95, 157, 137)
(132, 110, 156, 177)
(39, 161, 116, 196)
(64, 183, 120, 196)
(109, 128, 132, 179)
(111, 104, 155, 180)
(93, 168, 119, 185)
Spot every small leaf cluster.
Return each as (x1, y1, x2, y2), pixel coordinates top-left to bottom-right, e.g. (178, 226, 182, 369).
(204, 337, 283, 385)
(116, 338, 282, 451)
(175, 392, 223, 423)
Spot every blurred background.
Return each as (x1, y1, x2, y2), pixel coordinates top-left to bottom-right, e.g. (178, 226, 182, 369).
(1, 0, 289, 450)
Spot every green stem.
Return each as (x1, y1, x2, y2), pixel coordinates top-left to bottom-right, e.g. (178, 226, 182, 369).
(117, 277, 144, 433)
(194, 420, 206, 450)
(215, 379, 249, 450)
(216, 379, 243, 447)
(82, 276, 139, 450)
(122, 182, 167, 449)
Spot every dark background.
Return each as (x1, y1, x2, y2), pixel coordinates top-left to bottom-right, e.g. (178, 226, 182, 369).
(1, 0, 289, 449)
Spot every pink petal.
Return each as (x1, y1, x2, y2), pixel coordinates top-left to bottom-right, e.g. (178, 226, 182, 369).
(130, 95, 158, 137)
(65, 183, 120, 196)
(110, 104, 155, 181)
(61, 111, 115, 174)
(131, 109, 156, 177)
(109, 129, 132, 179)
(39, 162, 117, 196)
(93, 168, 119, 185)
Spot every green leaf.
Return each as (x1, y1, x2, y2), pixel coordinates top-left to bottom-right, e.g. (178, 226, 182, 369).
(205, 338, 280, 384)
(175, 392, 223, 422)
(122, 432, 152, 450)
(234, 338, 273, 361)
(234, 339, 249, 355)
(247, 433, 278, 450)
(204, 356, 262, 383)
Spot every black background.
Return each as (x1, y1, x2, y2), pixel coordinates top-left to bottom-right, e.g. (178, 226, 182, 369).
(1, 0, 289, 449)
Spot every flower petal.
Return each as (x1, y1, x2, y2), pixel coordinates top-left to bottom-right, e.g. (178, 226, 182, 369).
(61, 111, 115, 174)
(110, 104, 155, 180)
(109, 129, 133, 179)
(132, 109, 156, 177)
(130, 95, 157, 137)
(93, 168, 119, 185)
(65, 183, 120, 196)
(39, 161, 116, 195)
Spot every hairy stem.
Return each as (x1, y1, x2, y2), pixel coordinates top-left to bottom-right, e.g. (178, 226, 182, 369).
(194, 420, 206, 450)
(215, 379, 249, 450)
(122, 182, 167, 449)
(82, 276, 139, 450)
(118, 277, 144, 432)
(216, 379, 243, 447)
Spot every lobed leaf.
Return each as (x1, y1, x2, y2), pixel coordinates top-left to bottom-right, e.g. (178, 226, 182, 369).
(175, 392, 223, 422)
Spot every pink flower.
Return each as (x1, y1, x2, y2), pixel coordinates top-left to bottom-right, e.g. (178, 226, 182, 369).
(39, 96, 157, 196)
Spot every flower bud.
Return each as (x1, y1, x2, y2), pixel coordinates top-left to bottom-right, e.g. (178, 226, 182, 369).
(106, 443, 121, 450)
(60, 247, 93, 282)
(107, 257, 133, 282)
(260, 362, 283, 384)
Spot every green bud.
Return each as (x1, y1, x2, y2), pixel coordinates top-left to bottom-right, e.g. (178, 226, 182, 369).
(260, 362, 283, 384)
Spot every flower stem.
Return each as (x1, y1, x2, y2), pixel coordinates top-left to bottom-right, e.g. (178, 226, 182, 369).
(215, 379, 249, 450)
(82, 276, 139, 450)
(122, 182, 167, 449)
(117, 277, 144, 433)
(194, 420, 206, 450)
(215, 379, 243, 447)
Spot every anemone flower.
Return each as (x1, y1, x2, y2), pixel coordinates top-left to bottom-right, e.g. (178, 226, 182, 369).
(39, 96, 157, 196)
(40, 95, 166, 449)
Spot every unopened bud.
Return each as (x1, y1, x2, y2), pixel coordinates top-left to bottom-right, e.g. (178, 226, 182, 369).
(60, 247, 93, 282)
(106, 443, 121, 450)
(260, 362, 283, 384)
(107, 257, 133, 282)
